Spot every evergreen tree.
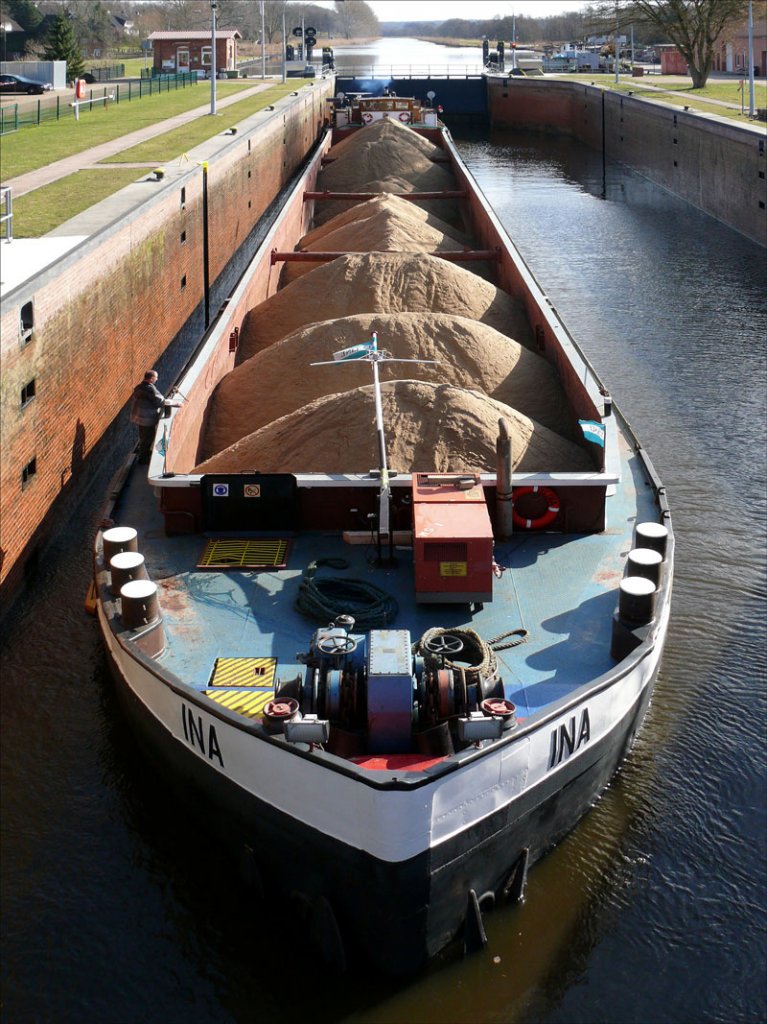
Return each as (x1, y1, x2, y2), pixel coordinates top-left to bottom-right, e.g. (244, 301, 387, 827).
(43, 11, 86, 82)
(7, 0, 43, 35)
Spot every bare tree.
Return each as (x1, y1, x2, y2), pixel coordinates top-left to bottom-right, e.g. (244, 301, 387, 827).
(592, 0, 749, 87)
(333, 0, 378, 40)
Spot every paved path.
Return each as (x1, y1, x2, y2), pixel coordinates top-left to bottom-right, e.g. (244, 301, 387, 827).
(4, 82, 273, 197)
(628, 80, 751, 111)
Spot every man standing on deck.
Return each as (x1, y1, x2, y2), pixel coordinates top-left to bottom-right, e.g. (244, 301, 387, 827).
(130, 370, 167, 464)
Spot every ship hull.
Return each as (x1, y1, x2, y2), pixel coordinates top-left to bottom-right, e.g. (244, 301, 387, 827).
(100, 596, 668, 975)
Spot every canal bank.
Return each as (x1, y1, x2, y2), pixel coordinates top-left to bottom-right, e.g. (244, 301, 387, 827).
(0, 78, 334, 615)
(486, 77, 767, 247)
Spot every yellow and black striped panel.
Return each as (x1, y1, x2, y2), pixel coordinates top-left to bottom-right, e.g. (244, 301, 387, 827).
(209, 657, 277, 688)
(204, 688, 274, 719)
(197, 538, 289, 569)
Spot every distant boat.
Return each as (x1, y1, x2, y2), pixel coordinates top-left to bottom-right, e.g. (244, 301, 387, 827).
(94, 99, 673, 977)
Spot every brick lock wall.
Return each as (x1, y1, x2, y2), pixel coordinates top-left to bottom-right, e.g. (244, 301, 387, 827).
(487, 79, 767, 247)
(0, 82, 333, 611)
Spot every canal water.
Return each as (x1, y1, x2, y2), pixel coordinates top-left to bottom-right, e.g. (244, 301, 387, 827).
(2, 52, 766, 1024)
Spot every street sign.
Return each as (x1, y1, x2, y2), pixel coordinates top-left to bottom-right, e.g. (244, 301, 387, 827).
(293, 26, 302, 36)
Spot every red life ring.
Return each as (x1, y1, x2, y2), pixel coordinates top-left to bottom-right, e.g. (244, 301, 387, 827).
(361, 111, 374, 124)
(398, 110, 411, 123)
(512, 485, 560, 530)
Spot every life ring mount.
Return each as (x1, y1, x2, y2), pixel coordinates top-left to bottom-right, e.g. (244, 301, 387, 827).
(512, 485, 560, 530)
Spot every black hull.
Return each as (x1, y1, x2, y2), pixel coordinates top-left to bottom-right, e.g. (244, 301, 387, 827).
(105, 640, 658, 977)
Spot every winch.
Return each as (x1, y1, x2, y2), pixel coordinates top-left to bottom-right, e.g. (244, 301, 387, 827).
(280, 617, 512, 755)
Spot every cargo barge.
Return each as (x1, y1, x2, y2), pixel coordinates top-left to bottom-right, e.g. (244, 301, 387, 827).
(93, 98, 673, 976)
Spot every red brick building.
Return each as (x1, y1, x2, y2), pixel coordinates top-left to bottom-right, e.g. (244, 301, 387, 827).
(146, 30, 241, 75)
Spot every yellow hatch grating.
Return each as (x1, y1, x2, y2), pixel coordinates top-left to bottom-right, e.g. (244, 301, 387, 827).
(197, 538, 289, 569)
(204, 688, 274, 719)
(208, 657, 277, 688)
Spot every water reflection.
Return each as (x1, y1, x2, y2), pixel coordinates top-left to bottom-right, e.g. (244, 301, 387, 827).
(333, 35, 483, 77)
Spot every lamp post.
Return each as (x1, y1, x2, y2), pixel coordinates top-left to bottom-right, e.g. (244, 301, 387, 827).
(210, 0, 217, 115)
(260, 0, 266, 79)
(282, 8, 287, 84)
(748, 0, 755, 118)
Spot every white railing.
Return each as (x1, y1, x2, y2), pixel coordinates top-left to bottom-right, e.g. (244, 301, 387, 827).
(0, 186, 12, 242)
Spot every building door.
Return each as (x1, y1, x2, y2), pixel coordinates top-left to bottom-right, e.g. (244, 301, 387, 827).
(176, 47, 190, 72)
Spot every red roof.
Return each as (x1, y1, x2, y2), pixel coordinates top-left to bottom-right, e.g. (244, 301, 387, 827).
(147, 30, 241, 41)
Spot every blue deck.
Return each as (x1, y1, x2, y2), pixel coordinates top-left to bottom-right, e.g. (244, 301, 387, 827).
(114, 428, 655, 721)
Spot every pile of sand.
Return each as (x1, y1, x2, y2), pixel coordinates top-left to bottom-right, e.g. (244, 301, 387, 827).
(202, 313, 571, 458)
(300, 193, 469, 250)
(194, 381, 594, 476)
(328, 117, 443, 164)
(282, 195, 469, 284)
(196, 124, 592, 478)
(313, 120, 458, 224)
(237, 252, 532, 360)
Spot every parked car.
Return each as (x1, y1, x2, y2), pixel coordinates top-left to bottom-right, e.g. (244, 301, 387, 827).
(0, 73, 52, 95)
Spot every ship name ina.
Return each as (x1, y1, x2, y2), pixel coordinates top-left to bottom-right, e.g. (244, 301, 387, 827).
(548, 708, 590, 769)
(182, 704, 225, 766)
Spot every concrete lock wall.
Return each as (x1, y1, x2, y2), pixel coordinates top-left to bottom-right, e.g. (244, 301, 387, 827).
(487, 78, 767, 248)
(0, 81, 334, 611)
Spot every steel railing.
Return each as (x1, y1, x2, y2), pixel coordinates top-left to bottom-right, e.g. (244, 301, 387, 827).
(0, 72, 198, 136)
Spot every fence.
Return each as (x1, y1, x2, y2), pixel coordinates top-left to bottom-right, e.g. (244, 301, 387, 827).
(87, 64, 126, 81)
(0, 72, 198, 136)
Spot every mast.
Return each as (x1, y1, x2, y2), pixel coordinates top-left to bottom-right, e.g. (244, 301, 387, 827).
(311, 333, 436, 565)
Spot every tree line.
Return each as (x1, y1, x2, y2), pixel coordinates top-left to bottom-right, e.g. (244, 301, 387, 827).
(0, 0, 380, 52)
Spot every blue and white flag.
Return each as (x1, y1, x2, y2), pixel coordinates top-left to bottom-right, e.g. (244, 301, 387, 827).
(333, 342, 374, 361)
(578, 419, 605, 447)
(333, 333, 378, 362)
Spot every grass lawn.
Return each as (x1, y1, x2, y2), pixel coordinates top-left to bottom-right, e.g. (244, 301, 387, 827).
(562, 73, 766, 123)
(0, 79, 260, 180)
(11, 168, 147, 236)
(102, 81, 310, 164)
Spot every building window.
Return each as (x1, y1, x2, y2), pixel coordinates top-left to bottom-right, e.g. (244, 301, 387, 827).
(181, 275, 187, 290)
(180, 230, 186, 244)
(22, 457, 37, 488)
(180, 186, 186, 209)
(20, 378, 36, 407)
(201, 46, 212, 67)
(20, 300, 33, 343)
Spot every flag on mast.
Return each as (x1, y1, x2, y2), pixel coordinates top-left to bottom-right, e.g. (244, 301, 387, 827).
(333, 331, 378, 362)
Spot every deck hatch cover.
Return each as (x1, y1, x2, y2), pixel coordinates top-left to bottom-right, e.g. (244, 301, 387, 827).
(203, 688, 274, 718)
(208, 656, 277, 688)
(197, 538, 289, 569)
